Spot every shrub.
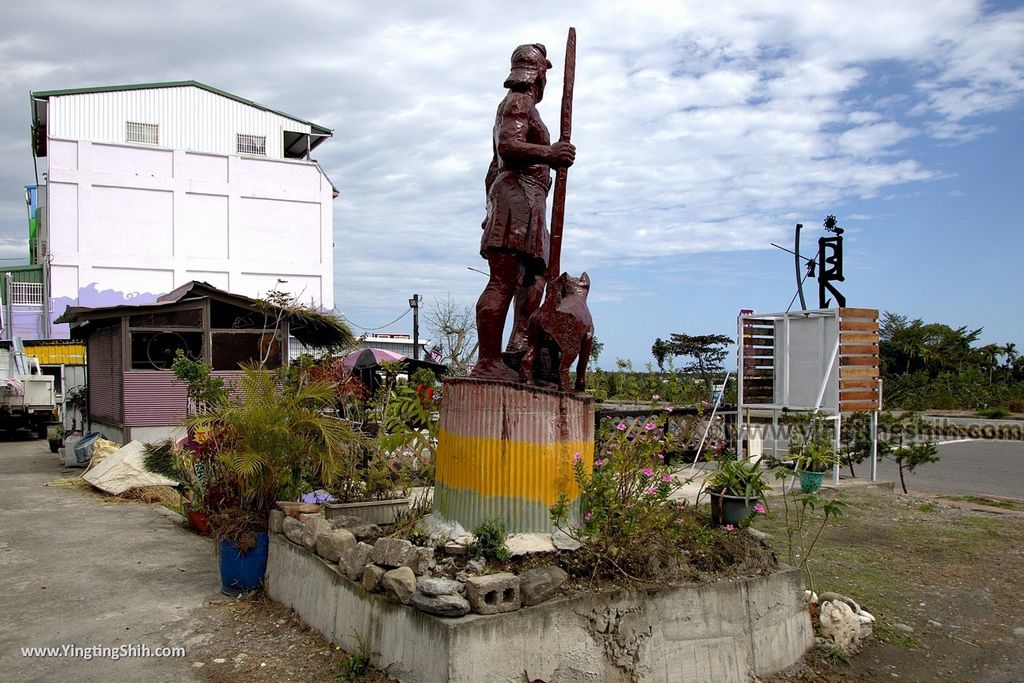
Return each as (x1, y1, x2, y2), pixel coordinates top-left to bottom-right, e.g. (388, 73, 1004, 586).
(550, 416, 694, 578)
(471, 516, 511, 562)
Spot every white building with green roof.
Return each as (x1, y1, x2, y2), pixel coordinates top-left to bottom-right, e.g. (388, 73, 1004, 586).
(28, 81, 336, 338)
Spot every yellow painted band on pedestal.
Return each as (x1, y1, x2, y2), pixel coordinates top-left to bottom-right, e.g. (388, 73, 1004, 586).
(435, 427, 594, 504)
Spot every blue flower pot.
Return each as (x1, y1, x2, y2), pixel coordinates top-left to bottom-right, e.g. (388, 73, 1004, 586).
(709, 493, 759, 527)
(799, 470, 826, 493)
(218, 532, 268, 596)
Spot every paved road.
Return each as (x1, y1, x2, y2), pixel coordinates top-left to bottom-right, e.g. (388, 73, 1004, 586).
(0, 438, 218, 682)
(857, 438, 1024, 499)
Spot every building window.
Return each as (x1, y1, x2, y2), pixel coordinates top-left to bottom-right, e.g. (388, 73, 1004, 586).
(237, 134, 267, 156)
(129, 331, 203, 370)
(126, 121, 159, 146)
(10, 282, 43, 306)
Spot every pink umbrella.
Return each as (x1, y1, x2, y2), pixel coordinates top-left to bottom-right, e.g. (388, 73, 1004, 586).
(341, 347, 407, 370)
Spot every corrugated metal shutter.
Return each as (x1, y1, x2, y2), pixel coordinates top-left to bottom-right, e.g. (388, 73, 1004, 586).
(87, 324, 123, 425)
(123, 370, 243, 427)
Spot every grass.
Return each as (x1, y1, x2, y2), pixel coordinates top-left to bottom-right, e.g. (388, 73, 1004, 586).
(874, 620, 922, 649)
(752, 485, 1022, 672)
(944, 495, 1024, 512)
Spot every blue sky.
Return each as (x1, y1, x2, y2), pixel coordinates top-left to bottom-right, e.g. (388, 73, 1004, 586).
(0, 0, 1021, 368)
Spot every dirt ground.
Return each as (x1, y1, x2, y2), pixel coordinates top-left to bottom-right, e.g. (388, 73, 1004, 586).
(181, 485, 1024, 682)
(760, 485, 1024, 683)
(184, 594, 387, 682)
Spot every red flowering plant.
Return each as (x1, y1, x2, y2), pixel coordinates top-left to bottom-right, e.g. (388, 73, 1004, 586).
(550, 415, 699, 579)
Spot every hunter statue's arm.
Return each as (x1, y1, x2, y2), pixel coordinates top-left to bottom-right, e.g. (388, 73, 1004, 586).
(496, 93, 575, 168)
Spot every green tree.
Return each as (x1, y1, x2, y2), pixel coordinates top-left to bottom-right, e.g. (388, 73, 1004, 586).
(654, 333, 733, 394)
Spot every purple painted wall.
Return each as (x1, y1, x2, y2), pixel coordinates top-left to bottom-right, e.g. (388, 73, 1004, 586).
(51, 284, 161, 339)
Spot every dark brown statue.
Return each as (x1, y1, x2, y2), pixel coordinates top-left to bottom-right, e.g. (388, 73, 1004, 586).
(519, 271, 594, 391)
(471, 43, 576, 382)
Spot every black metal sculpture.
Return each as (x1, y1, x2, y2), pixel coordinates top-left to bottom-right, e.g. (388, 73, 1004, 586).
(817, 215, 845, 308)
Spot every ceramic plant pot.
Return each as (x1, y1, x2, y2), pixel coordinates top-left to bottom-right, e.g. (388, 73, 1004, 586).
(709, 492, 759, 527)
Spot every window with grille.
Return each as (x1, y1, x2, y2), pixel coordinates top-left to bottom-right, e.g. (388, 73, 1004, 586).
(236, 134, 267, 156)
(11, 282, 43, 306)
(125, 121, 159, 145)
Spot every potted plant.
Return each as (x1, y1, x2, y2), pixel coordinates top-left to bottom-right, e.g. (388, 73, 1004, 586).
(703, 457, 769, 526)
(322, 379, 436, 524)
(142, 438, 212, 534)
(794, 440, 837, 493)
(188, 364, 361, 595)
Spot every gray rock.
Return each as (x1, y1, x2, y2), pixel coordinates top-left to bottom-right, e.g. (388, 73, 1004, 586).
(465, 572, 521, 615)
(417, 512, 467, 543)
(410, 592, 471, 617)
(403, 546, 433, 576)
(417, 577, 463, 597)
(383, 566, 417, 604)
(315, 528, 356, 563)
(505, 533, 555, 557)
(819, 592, 861, 615)
(362, 564, 386, 593)
(819, 600, 872, 653)
(268, 509, 284, 534)
(746, 527, 770, 541)
(330, 515, 382, 541)
(519, 565, 568, 606)
(1013, 627, 1024, 638)
(371, 538, 416, 568)
(551, 529, 581, 551)
(466, 558, 486, 574)
(927, 620, 943, 629)
(893, 623, 915, 635)
(282, 516, 304, 545)
(444, 540, 469, 555)
(328, 514, 365, 529)
(341, 542, 375, 582)
(301, 516, 332, 551)
(299, 512, 324, 524)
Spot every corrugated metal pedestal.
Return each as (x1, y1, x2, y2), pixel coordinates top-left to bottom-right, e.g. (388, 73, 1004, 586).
(434, 377, 595, 533)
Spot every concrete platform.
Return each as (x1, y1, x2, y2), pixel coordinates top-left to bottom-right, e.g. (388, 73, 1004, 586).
(266, 532, 813, 683)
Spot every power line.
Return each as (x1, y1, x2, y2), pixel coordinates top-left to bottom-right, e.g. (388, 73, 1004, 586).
(339, 307, 412, 331)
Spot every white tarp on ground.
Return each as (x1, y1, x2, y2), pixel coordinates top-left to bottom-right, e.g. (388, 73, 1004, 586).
(83, 440, 178, 495)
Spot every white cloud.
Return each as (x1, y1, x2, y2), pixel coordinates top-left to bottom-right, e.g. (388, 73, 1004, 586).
(0, 0, 1020, 358)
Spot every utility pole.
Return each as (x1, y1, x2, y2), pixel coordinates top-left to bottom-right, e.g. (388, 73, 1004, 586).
(409, 294, 421, 360)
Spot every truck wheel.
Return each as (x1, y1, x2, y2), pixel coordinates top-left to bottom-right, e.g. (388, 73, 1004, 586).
(36, 425, 48, 440)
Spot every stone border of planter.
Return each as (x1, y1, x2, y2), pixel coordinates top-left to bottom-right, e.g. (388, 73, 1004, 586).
(265, 512, 812, 683)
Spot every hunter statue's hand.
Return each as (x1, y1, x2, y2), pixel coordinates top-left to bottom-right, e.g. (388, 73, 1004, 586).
(548, 141, 576, 168)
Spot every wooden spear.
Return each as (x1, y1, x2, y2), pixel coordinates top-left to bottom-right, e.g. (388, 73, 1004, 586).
(547, 27, 576, 282)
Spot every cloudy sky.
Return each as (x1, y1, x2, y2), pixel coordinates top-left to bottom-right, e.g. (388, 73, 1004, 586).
(1, 0, 1022, 368)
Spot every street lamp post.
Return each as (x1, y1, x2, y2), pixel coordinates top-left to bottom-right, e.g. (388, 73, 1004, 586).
(409, 294, 421, 360)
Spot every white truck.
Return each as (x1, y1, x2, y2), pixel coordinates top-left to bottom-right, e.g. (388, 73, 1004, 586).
(0, 339, 59, 439)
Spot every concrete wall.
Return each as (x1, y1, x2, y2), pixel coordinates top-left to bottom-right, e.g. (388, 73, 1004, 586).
(44, 138, 334, 337)
(266, 534, 812, 683)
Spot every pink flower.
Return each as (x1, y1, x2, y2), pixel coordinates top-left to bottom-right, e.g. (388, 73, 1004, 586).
(573, 452, 582, 463)
(641, 467, 654, 477)
(644, 422, 657, 431)
(725, 524, 735, 531)
(675, 518, 686, 524)
(616, 422, 627, 431)
(646, 486, 658, 495)
(594, 458, 605, 467)
(661, 474, 673, 483)
(676, 503, 686, 510)
(584, 512, 593, 521)
(754, 503, 766, 514)
(605, 449, 613, 456)
(652, 394, 661, 401)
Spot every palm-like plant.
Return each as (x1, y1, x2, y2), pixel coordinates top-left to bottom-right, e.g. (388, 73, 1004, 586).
(189, 363, 364, 521)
